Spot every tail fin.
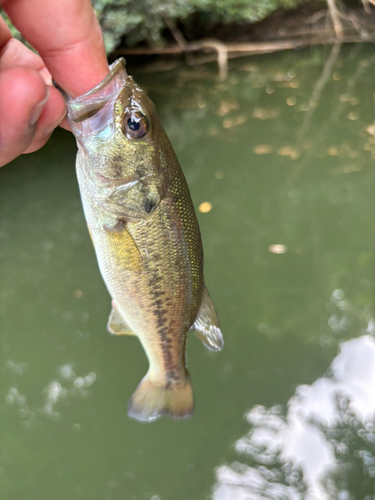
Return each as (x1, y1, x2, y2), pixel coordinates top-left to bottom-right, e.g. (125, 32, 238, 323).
(128, 373, 194, 423)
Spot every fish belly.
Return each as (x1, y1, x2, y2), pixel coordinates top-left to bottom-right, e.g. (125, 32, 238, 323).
(88, 195, 203, 379)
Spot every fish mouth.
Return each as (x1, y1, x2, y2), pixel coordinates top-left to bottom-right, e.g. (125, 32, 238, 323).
(56, 58, 128, 124)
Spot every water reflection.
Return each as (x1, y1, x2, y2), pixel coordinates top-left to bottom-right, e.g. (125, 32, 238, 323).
(213, 335, 375, 500)
(2, 44, 375, 500)
(5, 363, 97, 427)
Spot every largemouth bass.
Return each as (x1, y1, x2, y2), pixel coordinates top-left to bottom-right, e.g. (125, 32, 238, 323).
(58, 58, 223, 422)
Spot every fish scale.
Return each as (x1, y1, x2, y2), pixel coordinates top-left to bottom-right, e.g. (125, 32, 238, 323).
(58, 58, 224, 422)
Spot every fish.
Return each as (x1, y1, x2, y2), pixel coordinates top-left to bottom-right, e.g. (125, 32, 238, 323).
(57, 58, 223, 422)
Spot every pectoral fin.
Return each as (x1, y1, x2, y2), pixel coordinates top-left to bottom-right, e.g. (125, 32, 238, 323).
(192, 286, 224, 351)
(104, 220, 143, 272)
(107, 303, 136, 336)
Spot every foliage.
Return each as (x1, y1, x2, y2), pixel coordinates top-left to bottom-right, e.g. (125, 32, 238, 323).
(92, 0, 302, 53)
(92, 0, 191, 53)
(2, 0, 302, 54)
(190, 0, 299, 23)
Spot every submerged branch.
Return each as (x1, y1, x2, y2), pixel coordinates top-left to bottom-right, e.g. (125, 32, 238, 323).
(114, 33, 374, 77)
(299, 42, 342, 139)
(189, 39, 228, 79)
(327, 0, 344, 38)
(164, 18, 188, 50)
(115, 39, 307, 57)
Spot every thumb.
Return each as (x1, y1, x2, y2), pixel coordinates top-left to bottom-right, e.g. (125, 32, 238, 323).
(0, 66, 48, 167)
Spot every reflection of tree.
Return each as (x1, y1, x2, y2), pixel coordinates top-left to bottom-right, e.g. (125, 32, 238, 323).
(213, 406, 308, 500)
(298, 42, 341, 140)
(319, 395, 375, 499)
(213, 336, 375, 500)
(4, 362, 97, 428)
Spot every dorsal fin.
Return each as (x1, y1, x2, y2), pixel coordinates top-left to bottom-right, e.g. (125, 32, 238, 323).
(192, 286, 224, 351)
(107, 302, 136, 336)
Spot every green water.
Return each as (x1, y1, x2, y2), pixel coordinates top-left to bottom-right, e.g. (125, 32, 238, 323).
(2, 43, 375, 500)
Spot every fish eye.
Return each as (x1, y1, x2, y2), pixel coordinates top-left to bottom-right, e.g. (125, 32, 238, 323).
(123, 111, 148, 139)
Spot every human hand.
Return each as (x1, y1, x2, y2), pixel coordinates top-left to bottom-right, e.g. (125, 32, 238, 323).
(0, 0, 109, 167)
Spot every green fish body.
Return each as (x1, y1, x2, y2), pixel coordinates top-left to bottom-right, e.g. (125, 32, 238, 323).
(61, 59, 223, 422)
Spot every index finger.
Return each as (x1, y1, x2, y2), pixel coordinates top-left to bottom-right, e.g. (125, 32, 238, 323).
(1, 0, 109, 96)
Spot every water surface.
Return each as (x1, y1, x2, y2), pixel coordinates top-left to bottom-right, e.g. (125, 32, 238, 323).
(1, 43, 375, 500)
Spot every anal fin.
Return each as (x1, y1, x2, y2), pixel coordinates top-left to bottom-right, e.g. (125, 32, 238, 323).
(107, 301, 136, 336)
(192, 286, 224, 351)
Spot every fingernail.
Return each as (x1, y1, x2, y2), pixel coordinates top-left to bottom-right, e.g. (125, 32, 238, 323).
(29, 87, 50, 127)
(44, 109, 67, 136)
